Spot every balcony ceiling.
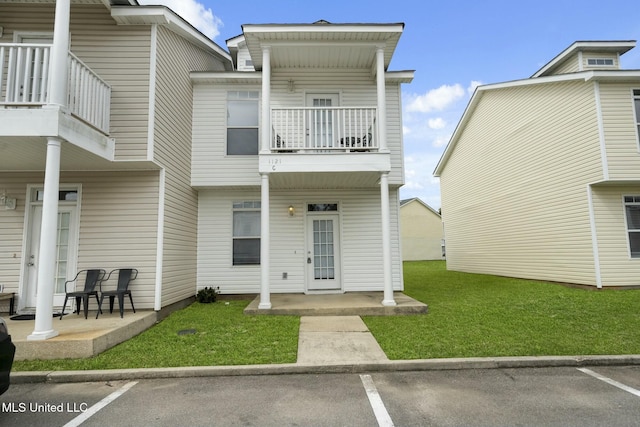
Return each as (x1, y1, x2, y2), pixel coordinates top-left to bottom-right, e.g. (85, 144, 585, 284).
(242, 22, 404, 71)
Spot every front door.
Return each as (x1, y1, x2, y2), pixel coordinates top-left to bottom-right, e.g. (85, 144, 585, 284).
(23, 188, 79, 311)
(306, 213, 341, 291)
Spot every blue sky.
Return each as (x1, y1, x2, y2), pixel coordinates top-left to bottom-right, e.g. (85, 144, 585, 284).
(140, 0, 640, 210)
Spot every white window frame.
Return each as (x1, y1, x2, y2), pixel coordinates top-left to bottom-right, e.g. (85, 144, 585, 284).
(633, 89, 640, 148)
(232, 200, 261, 266)
(587, 58, 614, 66)
(623, 195, 640, 258)
(226, 90, 259, 156)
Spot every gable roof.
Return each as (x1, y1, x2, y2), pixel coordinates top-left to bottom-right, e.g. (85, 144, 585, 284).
(239, 21, 405, 71)
(434, 40, 640, 177)
(532, 40, 636, 78)
(400, 198, 441, 217)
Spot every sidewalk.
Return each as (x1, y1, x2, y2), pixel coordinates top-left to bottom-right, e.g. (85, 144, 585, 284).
(10, 314, 640, 384)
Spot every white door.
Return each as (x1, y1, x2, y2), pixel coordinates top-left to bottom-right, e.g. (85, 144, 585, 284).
(24, 195, 78, 310)
(307, 214, 341, 291)
(306, 94, 339, 149)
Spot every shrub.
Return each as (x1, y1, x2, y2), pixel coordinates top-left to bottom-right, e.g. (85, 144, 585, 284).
(196, 286, 219, 303)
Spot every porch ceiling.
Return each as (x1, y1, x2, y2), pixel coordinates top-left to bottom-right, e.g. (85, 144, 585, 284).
(242, 23, 404, 71)
(0, 136, 159, 172)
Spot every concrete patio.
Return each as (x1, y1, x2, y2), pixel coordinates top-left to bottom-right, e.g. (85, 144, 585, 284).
(5, 292, 427, 361)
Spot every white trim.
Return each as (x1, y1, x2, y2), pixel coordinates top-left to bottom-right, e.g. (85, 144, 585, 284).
(154, 168, 165, 311)
(578, 51, 583, 72)
(587, 185, 603, 288)
(242, 23, 405, 34)
(633, 88, 640, 153)
(594, 82, 609, 180)
(622, 193, 640, 261)
(146, 24, 158, 161)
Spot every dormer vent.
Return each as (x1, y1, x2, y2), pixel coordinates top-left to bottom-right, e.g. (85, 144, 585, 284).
(587, 58, 614, 66)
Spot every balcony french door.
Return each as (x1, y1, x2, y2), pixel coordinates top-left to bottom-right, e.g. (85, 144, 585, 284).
(306, 94, 339, 149)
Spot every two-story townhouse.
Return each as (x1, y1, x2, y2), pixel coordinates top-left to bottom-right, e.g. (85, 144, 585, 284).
(0, 0, 231, 339)
(434, 40, 640, 288)
(192, 21, 414, 308)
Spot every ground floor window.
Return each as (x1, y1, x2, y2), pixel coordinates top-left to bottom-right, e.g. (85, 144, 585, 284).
(232, 201, 261, 265)
(624, 195, 640, 257)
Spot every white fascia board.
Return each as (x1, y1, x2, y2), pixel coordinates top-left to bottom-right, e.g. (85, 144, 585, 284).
(111, 6, 231, 63)
(242, 23, 404, 34)
(190, 71, 262, 84)
(386, 70, 414, 83)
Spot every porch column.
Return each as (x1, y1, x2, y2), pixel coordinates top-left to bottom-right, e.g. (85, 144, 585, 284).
(376, 45, 388, 152)
(259, 173, 272, 309)
(28, 138, 62, 341)
(48, 0, 71, 108)
(28, 0, 70, 341)
(260, 45, 271, 153)
(380, 172, 396, 306)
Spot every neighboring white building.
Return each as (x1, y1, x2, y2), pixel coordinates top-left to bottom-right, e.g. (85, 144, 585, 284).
(434, 40, 640, 288)
(399, 198, 444, 261)
(192, 21, 414, 308)
(0, 0, 415, 340)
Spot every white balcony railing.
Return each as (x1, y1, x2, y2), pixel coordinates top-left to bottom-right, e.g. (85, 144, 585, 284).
(0, 43, 111, 134)
(271, 107, 377, 152)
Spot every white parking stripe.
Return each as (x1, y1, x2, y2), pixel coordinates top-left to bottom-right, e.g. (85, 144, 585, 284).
(360, 374, 394, 427)
(63, 381, 138, 427)
(578, 368, 640, 398)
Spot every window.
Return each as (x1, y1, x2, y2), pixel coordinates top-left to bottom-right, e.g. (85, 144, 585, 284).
(232, 201, 261, 265)
(587, 58, 614, 66)
(624, 196, 640, 257)
(634, 90, 640, 145)
(227, 91, 259, 155)
(307, 203, 338, 212)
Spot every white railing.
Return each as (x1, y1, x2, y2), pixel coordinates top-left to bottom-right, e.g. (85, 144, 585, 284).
(271, 107, 377, 152)
(0, 43, 111, 134)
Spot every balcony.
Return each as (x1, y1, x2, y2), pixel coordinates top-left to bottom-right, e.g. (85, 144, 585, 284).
(0, 43, 111, 134)
(271, 107, 377, 152)
(260, 106, 389, 186)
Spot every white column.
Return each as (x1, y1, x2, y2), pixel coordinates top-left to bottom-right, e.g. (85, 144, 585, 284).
(28, 138, 62, 340)
(260, 45, 271, 153)
(48, 0, 71, 108)
(259, 173, 272, 309)
(380, 172, 396, 306)
(376, 45, 388, 152)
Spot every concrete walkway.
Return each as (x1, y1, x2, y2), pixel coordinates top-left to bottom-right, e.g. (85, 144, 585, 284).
(297, 316, 388, 364)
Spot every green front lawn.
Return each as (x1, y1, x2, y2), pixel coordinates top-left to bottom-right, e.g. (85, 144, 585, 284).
(13, 261, 640, 371)
(365, 261, 640, 359)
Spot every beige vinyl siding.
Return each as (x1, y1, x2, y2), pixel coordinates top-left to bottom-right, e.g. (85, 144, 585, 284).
(440, 80, 603, 285)
(192, 84, 262, 187)
(0, 173, 31, 297)
(191, 69, 405, 186)
(197, 188, 403, 293)
(2, 4, 152, 160)
(592, 186, 640, 287)
(0, 172, 159, 309)
(600, 83, 640, 179)
(152, 26, 227, 306)
(401, 201, 443, 261)
(550, 53, 581, 75)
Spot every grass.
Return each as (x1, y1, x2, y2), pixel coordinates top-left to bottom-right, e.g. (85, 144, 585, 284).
(364, 261, 640, 359)
(13, 300, 299, 371)
(12, 261, 640, 370)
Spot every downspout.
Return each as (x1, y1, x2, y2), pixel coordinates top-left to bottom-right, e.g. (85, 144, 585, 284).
(148, 24, 164, 310)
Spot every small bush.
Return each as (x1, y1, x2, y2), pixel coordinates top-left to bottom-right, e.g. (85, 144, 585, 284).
(196, 286, 219, 303)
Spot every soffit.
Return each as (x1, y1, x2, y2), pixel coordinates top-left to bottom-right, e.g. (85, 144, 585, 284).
(242, 23, 404, 71)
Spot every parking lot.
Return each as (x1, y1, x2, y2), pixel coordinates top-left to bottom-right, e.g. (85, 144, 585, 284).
(2, 366, 640, 426)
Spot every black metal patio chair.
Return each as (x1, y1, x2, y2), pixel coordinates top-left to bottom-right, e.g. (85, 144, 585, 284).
(61, 269, 106, 319)
(96, 268, 138, 319)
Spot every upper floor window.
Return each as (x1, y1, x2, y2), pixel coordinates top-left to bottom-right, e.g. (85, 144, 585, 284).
(624, 196, 640, 258)
(634, 90, 640, 145)
(587, 58, 614, 66)
(227, 91, 259, 155)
